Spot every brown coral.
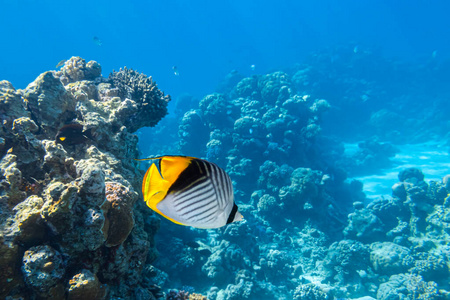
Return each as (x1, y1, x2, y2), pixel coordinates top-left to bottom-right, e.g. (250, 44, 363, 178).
(0, 154, 27, 205)
(101, 182, 136, 247)
(40, 182, 78, 233)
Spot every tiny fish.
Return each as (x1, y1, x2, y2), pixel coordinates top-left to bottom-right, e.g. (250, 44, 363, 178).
(139, 156, 243, 229)
(55, 124, 94, 146)
(93, 36, 102, 46)
(250, 64, 256, 71)
(56, 60, 66, 68)
(172, 66, 179, 76)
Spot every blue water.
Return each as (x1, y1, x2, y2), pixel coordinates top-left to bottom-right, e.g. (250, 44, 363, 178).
(2, 1, 450, 299)
(2, 0, 450, 101)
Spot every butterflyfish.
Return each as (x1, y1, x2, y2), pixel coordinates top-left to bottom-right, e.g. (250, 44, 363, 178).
(140, 156, 243, 229)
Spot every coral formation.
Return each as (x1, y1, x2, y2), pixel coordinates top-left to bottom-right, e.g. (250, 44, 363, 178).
(108, 67, 170, 132)
(102, 181, 137, 247)
(377, 274, 443, 300)
(67, 269, 107, 300)
(55, 56, 102, 85)
(0, 57, 168, 299)
(293, 284, 329, 300)
(150, 62, 450, 300)
(21, 245, 65, 298)
(165, 289, 207, 300)
(369, 242, 413, 275)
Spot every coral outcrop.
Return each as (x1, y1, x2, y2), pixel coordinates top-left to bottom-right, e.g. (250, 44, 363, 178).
(0, 57, 168, 299)
(108, 66, 170, 132)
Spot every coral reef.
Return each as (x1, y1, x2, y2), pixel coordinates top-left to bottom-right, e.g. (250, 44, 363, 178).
(377, 274, 443, 300)
(2, 48, 450, 300)
(140, 70, 350, 299)
(151, 62, 450, 300)
(0, 57, 168, 299)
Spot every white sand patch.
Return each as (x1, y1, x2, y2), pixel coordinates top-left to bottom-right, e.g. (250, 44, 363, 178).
(349, 142, 450, 199)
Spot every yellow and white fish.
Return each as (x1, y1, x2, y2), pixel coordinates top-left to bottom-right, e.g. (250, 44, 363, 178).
(140, 156, 243, 229)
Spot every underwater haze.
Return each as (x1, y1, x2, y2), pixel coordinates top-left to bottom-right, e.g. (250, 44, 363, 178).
(1, 1, 450, 300)
(2, 0, 450, 98)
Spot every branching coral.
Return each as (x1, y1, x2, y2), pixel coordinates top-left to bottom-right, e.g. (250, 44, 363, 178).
(109, 67, 170, 132)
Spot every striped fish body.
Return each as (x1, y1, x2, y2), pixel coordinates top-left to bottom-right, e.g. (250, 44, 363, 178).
(142, 156, 243, 229)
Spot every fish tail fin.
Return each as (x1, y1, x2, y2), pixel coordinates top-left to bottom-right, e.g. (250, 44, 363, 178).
(82, 128, 95, 141)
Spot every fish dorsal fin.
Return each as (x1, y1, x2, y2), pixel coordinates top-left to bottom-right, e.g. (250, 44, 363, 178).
(159, 156, 193, 184)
